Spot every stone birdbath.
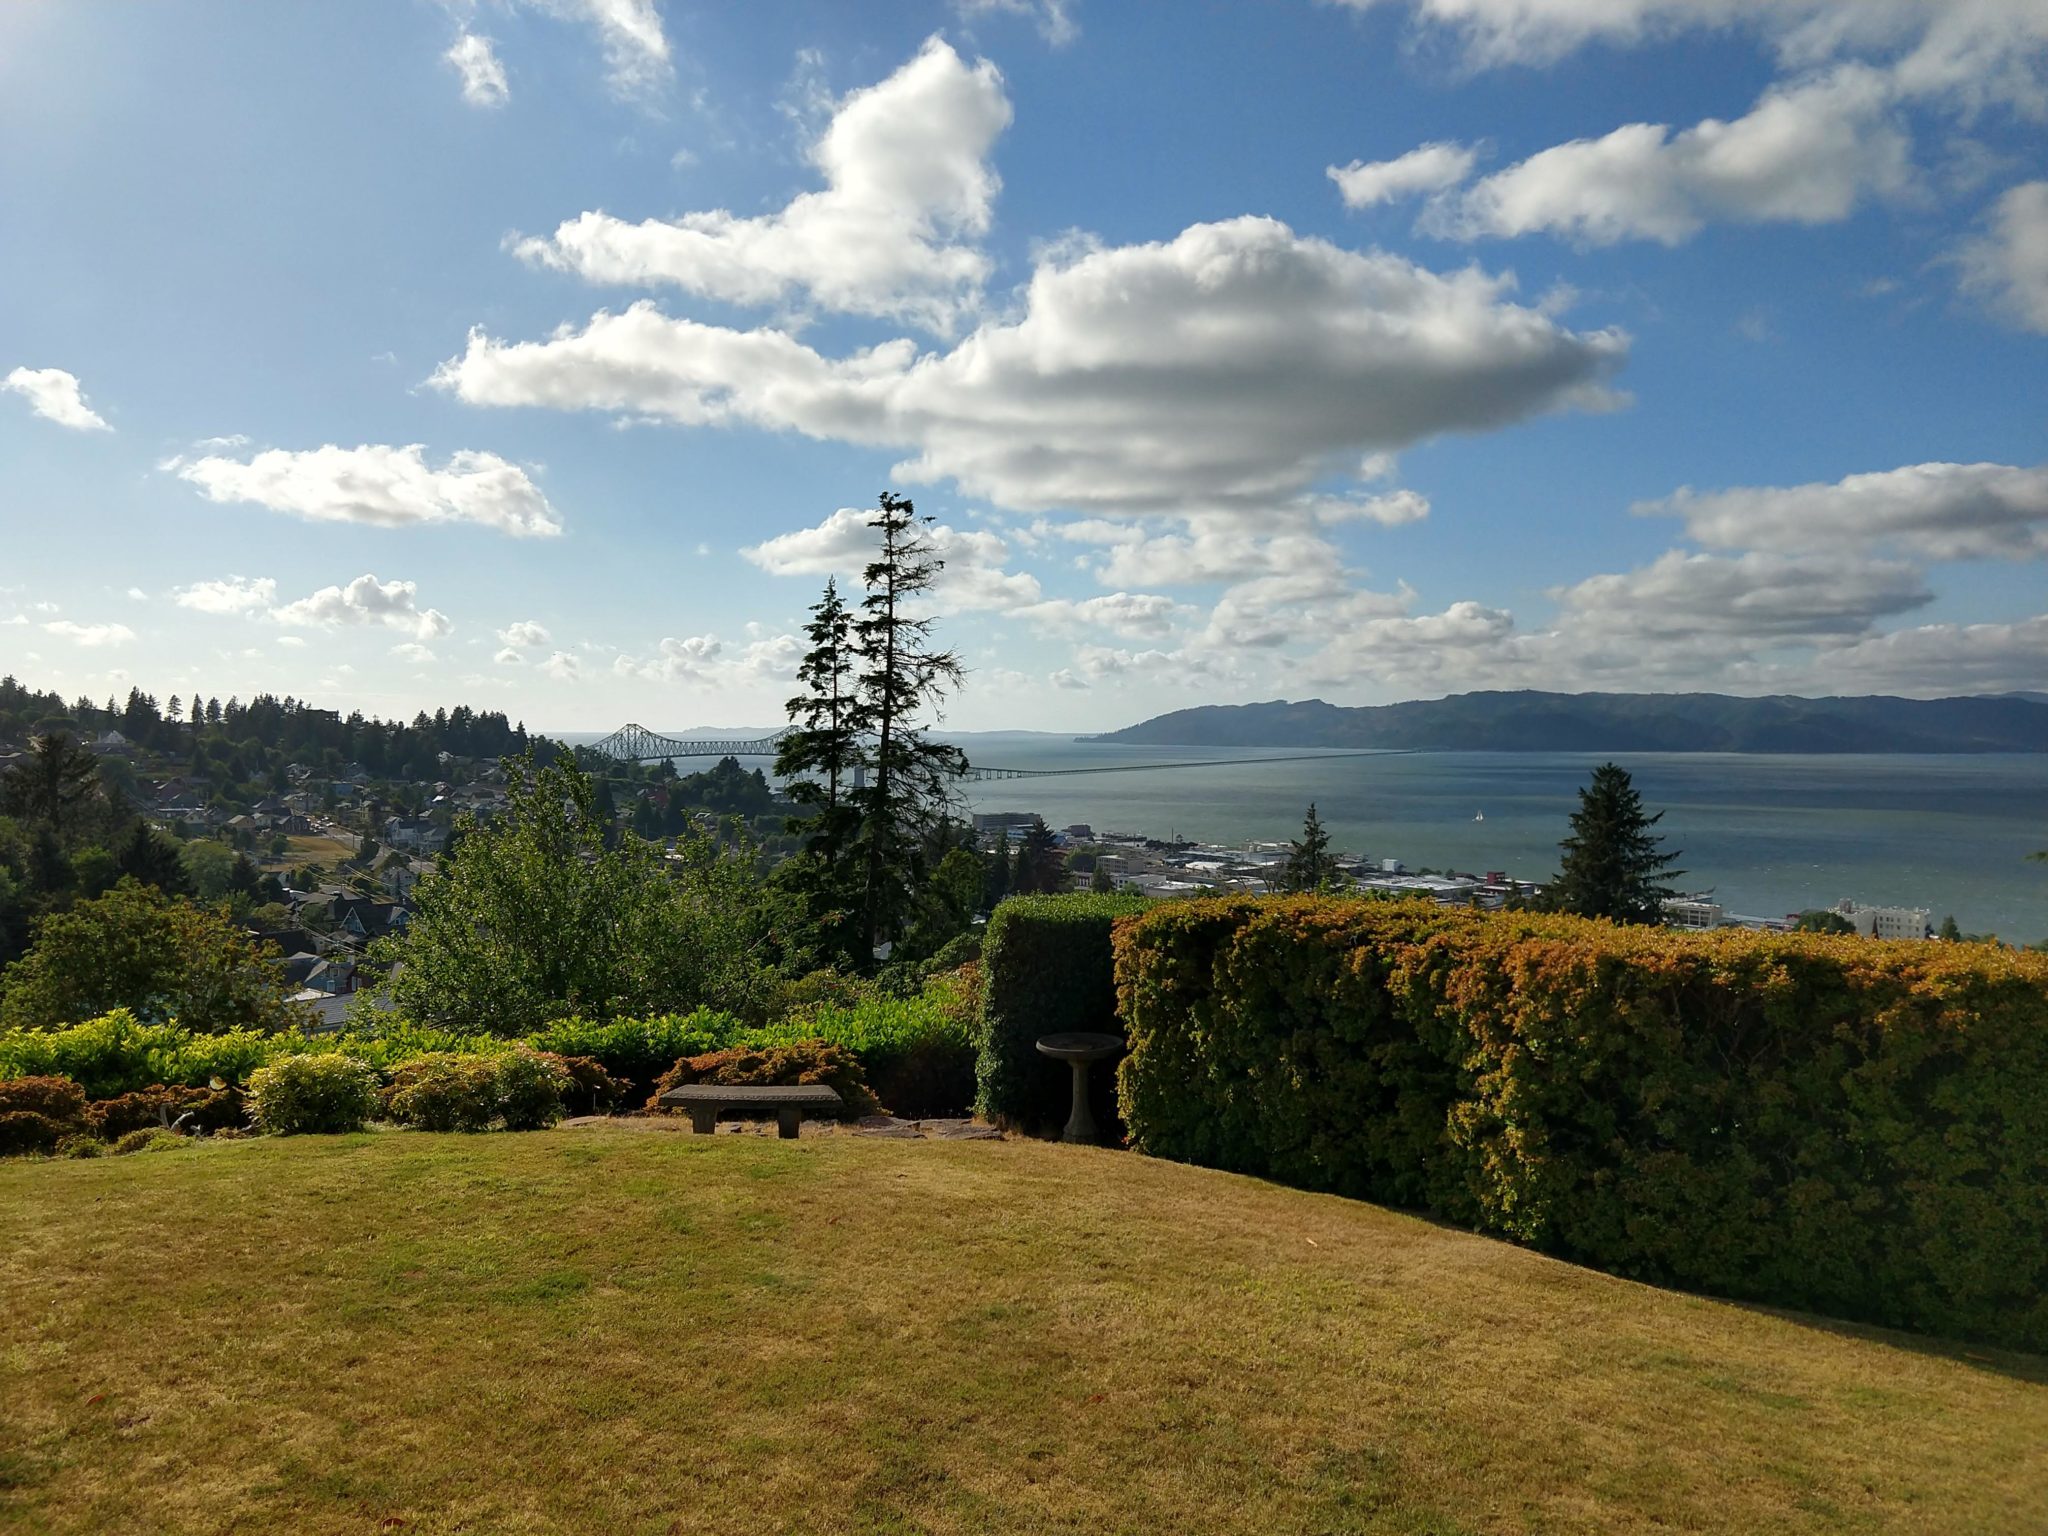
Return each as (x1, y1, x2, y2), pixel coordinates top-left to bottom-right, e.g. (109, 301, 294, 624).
(1035, 1031, 1124, 1144)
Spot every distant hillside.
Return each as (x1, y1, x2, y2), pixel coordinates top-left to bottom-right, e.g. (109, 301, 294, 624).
(1088, 691, 2048, 753)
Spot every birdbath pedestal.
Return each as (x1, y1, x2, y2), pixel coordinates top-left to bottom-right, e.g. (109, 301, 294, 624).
(1035, 1031, 1124, 1144)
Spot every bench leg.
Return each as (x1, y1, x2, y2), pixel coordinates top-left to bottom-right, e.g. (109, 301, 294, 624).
(689, 1105, 717, 1135)
(776, 1106, 803, 1139)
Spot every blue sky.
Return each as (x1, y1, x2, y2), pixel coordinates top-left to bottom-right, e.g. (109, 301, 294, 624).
(2, 0, 2044, 731)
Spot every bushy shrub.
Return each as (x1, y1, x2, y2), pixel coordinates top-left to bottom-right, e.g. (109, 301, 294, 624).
(86, 1083, 248, 1139)
(495, 1048, 572, 1131)
(0, 1010, 280, 1098)
(384, 1053, 501, 1132)
(978, 893, 1146, 1133)
(0, 1075, 89, 1155)
(749, 987, 976, 1118)
(649, 1041, 877, 1118)
(538, 1052, 625, 1117)
(56, 1134, 106, 1159)
(1115, 896, 2048, 1353)
(528, 1011, 739, 1099)
(246, 1054, 381, 1135)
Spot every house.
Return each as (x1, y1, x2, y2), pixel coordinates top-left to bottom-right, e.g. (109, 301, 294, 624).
(87, 729, 132, 757)
(384, 816, 447, 855)
(380, 859, 433, 901)
(330, 894, 410, 944)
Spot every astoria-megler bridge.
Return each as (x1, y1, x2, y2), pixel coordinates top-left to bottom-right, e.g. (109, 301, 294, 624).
(586, 723, 1391, 783)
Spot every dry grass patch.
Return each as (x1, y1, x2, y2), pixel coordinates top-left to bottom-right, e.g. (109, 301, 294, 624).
(2, 1128, 2043, 1534)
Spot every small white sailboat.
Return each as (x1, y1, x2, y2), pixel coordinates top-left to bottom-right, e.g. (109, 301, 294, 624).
(1473, 811, 1485, 822)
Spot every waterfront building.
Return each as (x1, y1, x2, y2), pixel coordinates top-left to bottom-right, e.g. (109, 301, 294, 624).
(1831, 900, 1932, 940)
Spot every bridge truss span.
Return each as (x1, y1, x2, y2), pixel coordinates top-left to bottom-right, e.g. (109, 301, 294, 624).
(589, 723, 789, 762)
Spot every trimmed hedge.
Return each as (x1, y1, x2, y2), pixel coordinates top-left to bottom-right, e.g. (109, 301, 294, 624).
(977, 893, 1146, 1133)
(1116, 896, 2048, 1352)
(747, 988, 977, 1118)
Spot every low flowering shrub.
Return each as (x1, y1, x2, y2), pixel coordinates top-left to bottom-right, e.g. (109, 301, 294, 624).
(0, 1075, 90, 1156)
(384, 1054, 501, 1132)
(246, 1054, 381, 1135)
(534, 1052, 622, 1118)
(86, 1083, 248, 1139)
(495, 1048, 572, 1131)
(649, 1041, 878, 1118)
(1115, 896, 2048, 1353)
(528, 1011, 739, 1100)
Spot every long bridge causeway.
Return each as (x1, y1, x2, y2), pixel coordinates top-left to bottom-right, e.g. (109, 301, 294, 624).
(586, 723, 1397, 783)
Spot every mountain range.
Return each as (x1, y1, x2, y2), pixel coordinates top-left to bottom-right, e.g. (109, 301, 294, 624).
(1087, 692, 2048, 754)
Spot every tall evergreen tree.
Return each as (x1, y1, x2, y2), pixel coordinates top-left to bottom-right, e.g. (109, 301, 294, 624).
(0, 733, 105, 845)
(114, 820, 195, 897)
(1549, 763, 1684, 924)
(848, 494, 966, 955)
(777, 578, 862, 862)
(984, 826, 1012, 908)
(1280, 802, 1339, 892)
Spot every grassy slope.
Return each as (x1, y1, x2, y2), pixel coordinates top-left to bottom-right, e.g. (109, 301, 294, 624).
(3, 1130, 2044, 1536)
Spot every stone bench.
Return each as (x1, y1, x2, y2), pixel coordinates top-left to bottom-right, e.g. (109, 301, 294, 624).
(658, 1083, 843, 1139)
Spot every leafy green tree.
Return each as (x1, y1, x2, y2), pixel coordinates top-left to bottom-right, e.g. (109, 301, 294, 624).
(1280, 802, 1340, 892)
(1938, 914, 1963, 942)
(848, 495, 967, 956)
(180, 839, 237, 902)
(0, 880, 298, 1034)
(1549, 763, 1684, 925)
(1090, 864, 1117, 894)
(1011, 817, 1066, 896)
(984, 827, 1011, 908)
(373, 752, 768, 1037)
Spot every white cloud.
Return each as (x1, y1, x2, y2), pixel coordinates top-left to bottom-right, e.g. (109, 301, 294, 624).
(1014, 591, 1190, 639)
(43, 620, 135, 647)
(1421, 67, 1913, 245)
(392, 642, 438, 665)
(125, 588, 148, 601)
(612, 633, 724, 684)
(1957, 181, 2048, 334)
(1329, 142, 1478, 208)
(1810, 613, 2048, 694)
(497, 619, 552, 648)
(538, 0, 671, 96)
(1550, 550, 1932, 640)
(271, 575, 452, 641)
(448, 33, 510, 107)
(1304, 488, 1432, 525)
(540, 650, 582, 681)
(1327, 2, 2048, 113)
(740, 505, 1042, 613)
(439, 217, 1627, 517)
(173, 576, 279, 616)
(168, 443, 563, 537)
(1641, 460, 2048, 562)
(3, 367, 110, 431)
(515, 39, 1011, 332)
(495, 647, 523, 665)
(950, 0, 1078, 46)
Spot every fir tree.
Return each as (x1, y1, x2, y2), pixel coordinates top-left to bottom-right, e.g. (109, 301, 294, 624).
(1549, 763, 1684, 924)
(848, 494, 967, 955)
(776, 578, 862, 867)
(1280, 802, 1339, 892)
(985, 827, 1011, 907)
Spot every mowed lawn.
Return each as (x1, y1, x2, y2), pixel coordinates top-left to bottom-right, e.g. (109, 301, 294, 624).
(4, 1130, 2044, 1536)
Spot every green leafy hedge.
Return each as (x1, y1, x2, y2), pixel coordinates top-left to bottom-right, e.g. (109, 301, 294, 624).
(1115, 896, 2048, 1352)
(978, 893, 1146, 1133)
(747, 989, 976, 1118)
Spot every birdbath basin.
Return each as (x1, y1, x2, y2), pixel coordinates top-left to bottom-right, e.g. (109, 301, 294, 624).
(1036, 1031, 1124, 1144)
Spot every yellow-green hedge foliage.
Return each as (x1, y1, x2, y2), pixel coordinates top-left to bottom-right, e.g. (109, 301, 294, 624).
(1116, 897, 2048, 1352)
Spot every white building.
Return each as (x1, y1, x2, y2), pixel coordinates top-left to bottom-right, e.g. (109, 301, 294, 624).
(1662, 899, 1726, 931)
(1832, 900, 1931, 940)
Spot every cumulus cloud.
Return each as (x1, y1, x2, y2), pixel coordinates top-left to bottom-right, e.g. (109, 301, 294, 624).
(271, 575, 452, 641)
(1329, 142, 1479, 208)
(1014, 591, 1190, 639)
(1640, 460, 2048, 562)
(3, 367, 110, 431)
(447, 33, 510, 106)
(540, 650, 582, 681)
(1550, 550, 1933, 640)
(741, 505, 1042, 612)
(1956, 181, 2048, 334)
(515, 39, 1011, 332)
(1810, 613, 2048, 694)
(498, 619, 552, 648)
(612, 633, 724, 684)
(42, 619, 135, 647)
(495, 647, 524, 665)
(173, 576, 279, 616)
(439, 217, 1626, 518)
(168, 443, 563, 536)
(392, 642, 438, 665)
(1420, 67, 1913, 244)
